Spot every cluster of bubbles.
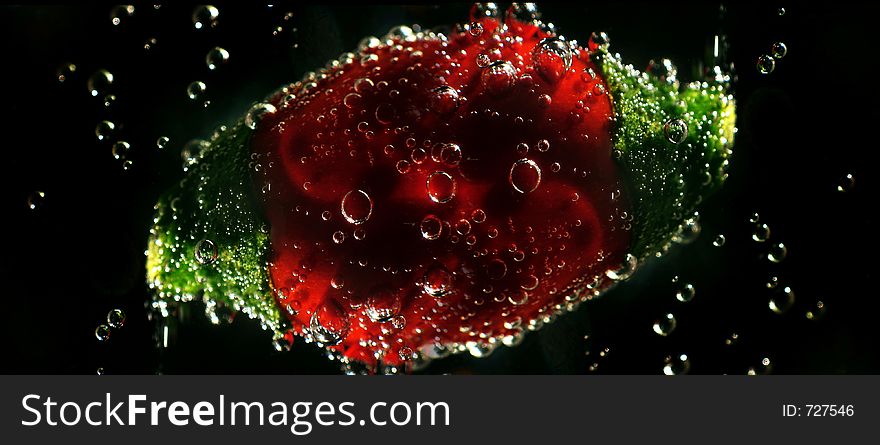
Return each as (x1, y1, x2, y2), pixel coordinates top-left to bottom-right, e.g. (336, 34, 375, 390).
(756, 11, 788, 74)
(94, 309, 127, 342)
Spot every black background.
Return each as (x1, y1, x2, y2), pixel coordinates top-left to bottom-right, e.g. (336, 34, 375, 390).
(2, 3, 877, 374)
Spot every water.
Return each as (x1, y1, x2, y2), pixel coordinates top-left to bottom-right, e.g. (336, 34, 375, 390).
(4, 3, 874, 375)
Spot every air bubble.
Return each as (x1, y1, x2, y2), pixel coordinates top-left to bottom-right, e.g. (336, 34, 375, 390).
(769, 286, 795, 314)
(27, 191, 45, 210)
(187, 81, 206, 100)
(481, 61, 517, 96)
(837, 173, 855, 192)
(111, 141, 131, 160)
(675, 283, 696, 302)
(509, 158, 542, 193)
(245, 103, 277, 130)
(663, 354, 690, 375)
(192, 5, 220, 30)
(606, 253, 638, 281)
(426, 171, 456, 203)
(206, 47, 230, 70)
(340, 189, 373, 224)
(107, 309, 126, 328)
(770, 42, 787, 59)
(309, 301, 350, 346)
(87, 70, 114, 97)
(532, 37, 572, 83)
(156, 136, 170, 149)
(652, 313, 677, 336)
(420, 215, 443, 240)
(767, 242, 787, 263)
(756, 55, 775, 74)
(95, 120, 115, 141)
(712, 234, 726, 247)
(663, 118, 688, 144)
(95, 325, 111, 342)
(332, 231, 346, 244)
(195, 239, 218, 264)
(752, 223, 771, 242)
(423, 264, 452, 297)
(365, 287, 402, 322)
(429, 85, 460, 116)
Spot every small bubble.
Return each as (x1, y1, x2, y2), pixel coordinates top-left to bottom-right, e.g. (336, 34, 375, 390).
(156, 136, 170, 149)
(509, 158, 542, 193)
(343, 92, 363, 109)
(353, 78, 374, 94)
(245, 102, 277, 130)
(606, 253, 638, 281)
(182, 139, 208, 167)
(756, 55, 775, 74)
(837, 173, 855, 192)
(420, 215, 443, 240)
(507, 289, 529, 306)
(340, 189, 373, 224)
(398, 346, 415, 361)
(187, 81, 206, 100)
(712, 234, 726, 247)
(87, 70, 114, 97)
(770, 42, 787, 59)
(375, 103, 395, 125)
(107, 309, 126, 328)
(365, 287, 402, 322)
(390, 315, 406, 330)
(536, 139, 550, 152)
(752, 223, 771, 242)
(470, 2, 500, 21)
(396, 160, 411, 174)
(481, 61, 517, 96)
(423, 263, 452, 297)
(309, 301, 350, 345)
(476, 53, 491, 68)
(429, 85, 460, 115)
(663, 354, 690, 375)
(27, 191, 46, 210)
(532, 37, 572, 83)
(468, 22, 483, 37)
(206, 46, 230, 70)
(675, 283, 696, 303)
(767, 242, 787, 263)
(471, 209, 487, 223)
(663, 118, 688, 144)
(111, 141, 131, 160)
(195, 239, 218, 264)
(652, 313, 677, 336)
(778, 7, 786, 16)
(192, 5, 220, 30)
(769, 286, 795, 314)
(674, 216, 701, 244)
(426, 171, 456, 203)
(95, 325, 111, 342)
(587, 31, 610, 52)
(95, 120, 115, 141)
(332, 231, 346, 244)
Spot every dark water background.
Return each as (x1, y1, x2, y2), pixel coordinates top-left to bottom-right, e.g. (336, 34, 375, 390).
(2, 3, 878, 374)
